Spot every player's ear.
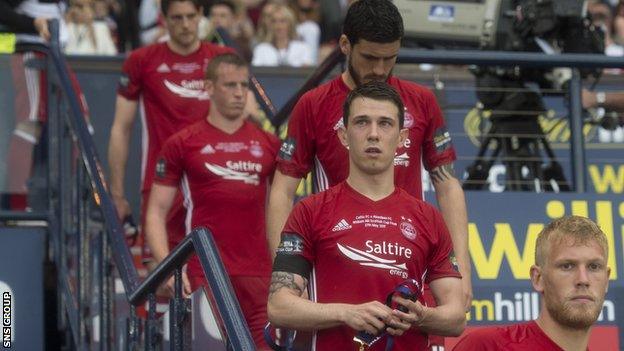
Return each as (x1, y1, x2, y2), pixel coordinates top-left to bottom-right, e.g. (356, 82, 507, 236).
(339, 35, 351, 56)
(205, 79, 214, 95)
(338, 125, 348, 148)
(530, 265, 544, 293)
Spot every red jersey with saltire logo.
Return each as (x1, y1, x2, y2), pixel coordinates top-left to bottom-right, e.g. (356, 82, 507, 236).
(155, 119, 280, 278)
(278, 182, 462, 351)
(117, 41, 233, 193)
(276, 75, 455, 197)
(452, 321, 580, 351)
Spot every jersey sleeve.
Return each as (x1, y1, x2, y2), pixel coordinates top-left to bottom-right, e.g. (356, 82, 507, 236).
(424, 206, 462, 283)
(420, 88, 457, 171)
(117, 49, 143, 100)
(153, 134, 185, 187)
(275, 93, 316, 179)
(273, 199, 316, 273)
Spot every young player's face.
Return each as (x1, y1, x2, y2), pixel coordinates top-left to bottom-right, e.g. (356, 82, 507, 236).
(339, 97, 407, 175)
(340, 36, 400, 86)
(164, 1, 202, 48)
(532, 237, 610, 329)
(206, 63, 249, 120)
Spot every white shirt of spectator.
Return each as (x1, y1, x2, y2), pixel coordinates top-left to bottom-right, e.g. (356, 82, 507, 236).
(65, 22, 117, 55)
(296, 20, 320, 65)
(252, 40, 313, 67)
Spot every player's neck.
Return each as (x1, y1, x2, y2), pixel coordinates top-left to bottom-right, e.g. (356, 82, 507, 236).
(341, 71, 356, 91)
(207, 111, 244, 134)
(166, 39, 200, 56)
(536, 314, 590, 351)
(346, 166, 395, 201)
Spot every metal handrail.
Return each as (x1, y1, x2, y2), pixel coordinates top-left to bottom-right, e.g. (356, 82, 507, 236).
(42, 20, 255, 349)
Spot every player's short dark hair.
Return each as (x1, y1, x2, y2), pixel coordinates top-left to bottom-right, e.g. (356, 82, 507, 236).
(210, 0, 236, 14)
(205, 53, 247, 81)
(342, 81, 404, 128)
(161, 0, 202, 16)
(342, 0, 404, 45)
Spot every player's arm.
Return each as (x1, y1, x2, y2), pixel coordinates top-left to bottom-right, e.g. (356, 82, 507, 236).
(430, 163, 472, 310)
(392, 276, 465, 336)
(145, 183, 191, 296)
(266, 170, 302, 259)
(268, 270, 409, 335)
(582, 89, 624, 111)
(107, 95, 138, 220)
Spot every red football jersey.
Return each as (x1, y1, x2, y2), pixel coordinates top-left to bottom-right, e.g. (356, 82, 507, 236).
(279, 182, 462, 351)
(452, 321, 574, 351)
(277, 76, 455, 197)
(117, 42, 233, 192)
(155, 119, 280, 278)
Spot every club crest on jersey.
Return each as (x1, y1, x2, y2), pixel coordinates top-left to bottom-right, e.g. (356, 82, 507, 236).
(403, 108, 414, 128)
(249, 142, 264, 158)
(400, 216, 417, 240)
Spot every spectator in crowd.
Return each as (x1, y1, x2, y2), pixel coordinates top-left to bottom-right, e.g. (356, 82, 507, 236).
(93, 0, 119, 42)
(453, 216, 610, 351)
(252, 3, 312, 67)
(289, 0, 320, 64)
(613, 1, 624, 44)
(65, 0, 117, 55)
(204, 0, 253, 62)
(107, 0, 232, 273)
(268, 81, 465, 351)
(146, 53, 279, 350)
(0, 0, 90, 208)
(266, 1, 471, 349)
(588, 1, 624, 57)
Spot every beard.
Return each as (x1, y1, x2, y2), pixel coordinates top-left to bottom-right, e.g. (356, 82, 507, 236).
(545, 293, 604, 330)
(347, 55, 391, 87)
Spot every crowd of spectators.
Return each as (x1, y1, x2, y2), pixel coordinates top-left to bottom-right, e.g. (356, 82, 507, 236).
(58, 0, 351, 65)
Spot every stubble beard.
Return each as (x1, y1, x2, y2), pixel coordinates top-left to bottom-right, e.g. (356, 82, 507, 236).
(545, 293, 603, 330)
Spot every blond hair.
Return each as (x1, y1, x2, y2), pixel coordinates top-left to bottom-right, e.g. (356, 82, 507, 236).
(534, 215, 608, 266)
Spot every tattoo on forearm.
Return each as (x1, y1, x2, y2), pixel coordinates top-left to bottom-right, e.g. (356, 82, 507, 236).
(430, 164, 456, 184)
(269, 271, 307, 296)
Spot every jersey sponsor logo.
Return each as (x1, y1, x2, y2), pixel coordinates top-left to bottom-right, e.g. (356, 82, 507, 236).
(338, 242, 409, 278)
(400, 217, 417, 240)
(164, 80, 209, 100)
(172, 62, 201, 74)
(277, 233, 305, 255)
(433, 126, 452, 152)
(204, 162, 261, 185)
(200, 144, 216, 154)
(331, 219, 352, 232)
(394, 152, 410, 167)
(250, 142, 264, 158)
(156, 63, 171, 73)
(403, 108, 414, 128)
(279, 137, 296, 161)
(155, 158, 166, 178)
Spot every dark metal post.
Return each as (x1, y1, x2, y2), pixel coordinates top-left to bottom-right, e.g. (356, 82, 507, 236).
(128, 305, 141, 351)
(145, 293, 158, 351)
(170, 268, 183, 351)
(568, 69, 586, 193)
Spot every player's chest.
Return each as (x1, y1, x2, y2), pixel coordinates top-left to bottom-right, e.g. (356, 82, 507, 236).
(144, 60, 209, 101)
(316, 211, 431, 278)
(185, 139, 274, 185)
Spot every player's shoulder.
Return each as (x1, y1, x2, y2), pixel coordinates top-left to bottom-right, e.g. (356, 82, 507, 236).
(389, 76, 436, 100)
(454, 323, 537, 350)
(298, 76, 345, 106)
(245, 121, 281, 146)
(396, 188, 438, 215)
(126, 42, 167, 61)
(167, 119, 206, 146)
